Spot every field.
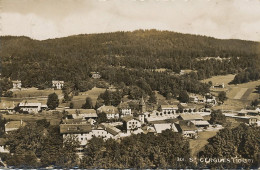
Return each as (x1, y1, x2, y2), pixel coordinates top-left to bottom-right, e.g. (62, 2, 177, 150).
(0, 88, 63, 109)
(61, 87, 106, 109)
(201, 74, 260, 111)
(2, 113, 62, 125)
(189, 131, 218, 157)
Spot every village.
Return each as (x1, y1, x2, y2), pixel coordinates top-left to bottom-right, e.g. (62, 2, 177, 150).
(1, 73, 259, 160)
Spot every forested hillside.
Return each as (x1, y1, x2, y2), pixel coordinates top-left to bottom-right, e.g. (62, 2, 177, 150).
(1, 29, 260, 88)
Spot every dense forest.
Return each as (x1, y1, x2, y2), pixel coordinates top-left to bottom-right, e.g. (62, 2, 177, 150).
(199, 124, 260, 169)
(1, 29, 260, 95)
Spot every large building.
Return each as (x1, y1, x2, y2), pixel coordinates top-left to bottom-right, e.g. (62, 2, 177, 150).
(18, 102, 47, 113)
(122, 116, 142, 132)
(160, 105, 178, 115)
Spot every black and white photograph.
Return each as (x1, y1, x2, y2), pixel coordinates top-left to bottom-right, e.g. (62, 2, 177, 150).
(0, 0, 259, 169)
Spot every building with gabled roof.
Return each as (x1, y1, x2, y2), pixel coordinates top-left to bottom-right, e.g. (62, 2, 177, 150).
(122, 116, 142, 132)
(97, 105, 119, 119)
(18, 102, 47, 113)
(178, 114, 204, 121)
(118, 102, 132, 118)
(175, 120, 198, 138)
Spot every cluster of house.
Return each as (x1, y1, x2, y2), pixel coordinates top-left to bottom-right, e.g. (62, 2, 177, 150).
(58, 98, 214, 153)
(189, 93, 217, 105)
(1, 97, 259, 158)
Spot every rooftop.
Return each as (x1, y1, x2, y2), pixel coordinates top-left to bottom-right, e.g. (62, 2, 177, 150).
(60, 124, 92, 134)
(97, 105, 119, 114)
(178, 114, 204, 121)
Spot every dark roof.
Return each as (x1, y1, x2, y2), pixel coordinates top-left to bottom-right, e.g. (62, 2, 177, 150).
(121, 115, 135, 122)
(118, 102, 130, 109)
(178, 114, 203, 121)
(100, 124, 121, 136)
(65, 109, 96, 115)
(149, 118, 179, 124)
(62, 119, 86, 124)
(60, 124, 92, 134)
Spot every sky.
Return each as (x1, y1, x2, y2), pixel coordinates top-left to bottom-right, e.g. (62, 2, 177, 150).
(1, 0, 260, 41)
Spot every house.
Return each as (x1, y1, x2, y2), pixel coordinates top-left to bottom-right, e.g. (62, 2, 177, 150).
(122, 116, 141, 132)
(5, 120, 26, 133)
(212, 83, 225, 88)
(52, 80, 64, 90)
(178, 114, 209, 128)
(100, 123, 121, 139)
(62, 118, 88, 124)
(65, 109, 98, 120)
(160, 105, 178, 115)
(97, 105, 119, 119)
(118, 102, 132, 117)
(18, 102, 47, 113)
(175, 120, 198, 138)
(12, 80, 22, 89)
(60, 123, 92, 146)
(189, 95, 205, 103)
(90, 72, 101, 79)
(238, 109, 260, 116)
(0, 138, 9, 153)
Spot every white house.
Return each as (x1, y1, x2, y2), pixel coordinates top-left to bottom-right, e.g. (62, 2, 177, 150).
(118, 102, 132, 118)
(97, 105, 119, 119)
(12, 80, 22, 89)
(122, 116, 142, 132)
(91, 72, 101, 79)
(175, 120, 198, 138)
(52, 80, 64, 89)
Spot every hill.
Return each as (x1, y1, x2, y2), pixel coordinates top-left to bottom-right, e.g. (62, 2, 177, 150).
(1, 29, 260, 88)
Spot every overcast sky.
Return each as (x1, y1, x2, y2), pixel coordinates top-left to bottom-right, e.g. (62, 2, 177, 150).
(1, 0, 260, 41)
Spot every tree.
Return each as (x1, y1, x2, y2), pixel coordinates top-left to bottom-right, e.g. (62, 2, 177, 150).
(69, 102, 74, 109)
(209, 109, 226, 125)
(47, 93, 59, 110)
(97, 112, 108, 124)
(178, 90, 189, 103)
(82, 97, 93, 109)
(251, 99, 260, 107)
(218, 91, 227, 104)
(148, 92, 157, 104)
